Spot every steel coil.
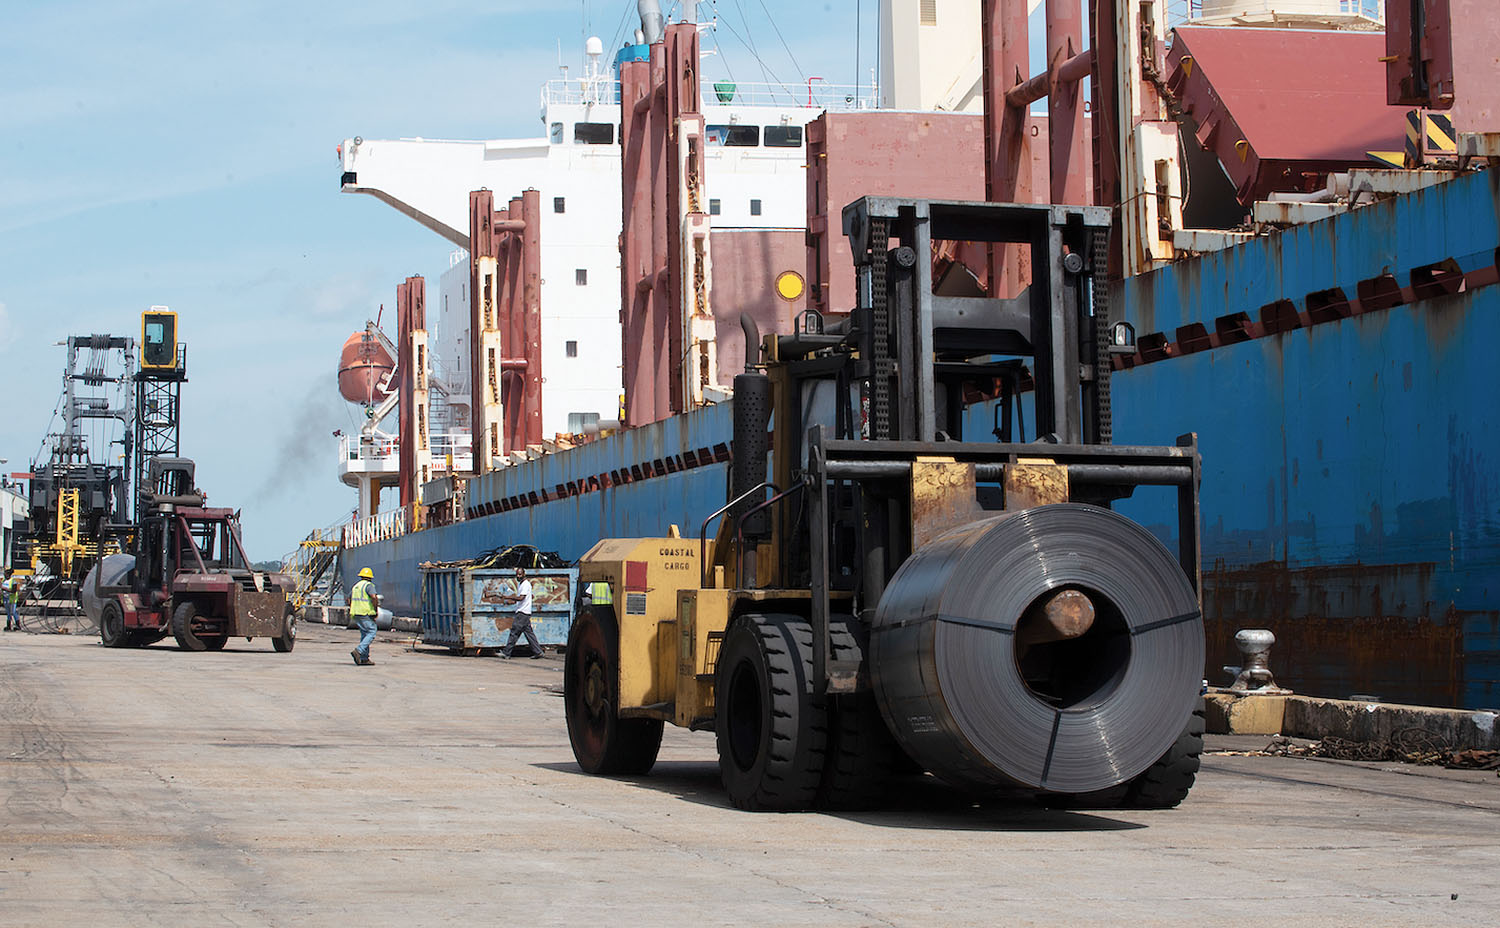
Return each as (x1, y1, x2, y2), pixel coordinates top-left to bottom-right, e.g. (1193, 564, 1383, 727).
(81, 554, 135, 625)
(870, 503, 1203, 794)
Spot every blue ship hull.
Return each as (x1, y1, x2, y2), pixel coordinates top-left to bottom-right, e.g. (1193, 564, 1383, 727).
(345, 171, 1500, 710)
(345, 403, 733, 619)
(1110, 169, 1500, 710)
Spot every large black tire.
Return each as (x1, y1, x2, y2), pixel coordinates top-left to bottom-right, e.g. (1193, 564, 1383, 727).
(716, 613, 828, 811)
(171, 601, 208, 652)
(564, 606, 663, 775)
(817, 616, 903, 810)
(272, 605, 297, 652)
(99, 600, 127, 648)
(202, 634, 228, 651)
(1122, 703, 1205, 809)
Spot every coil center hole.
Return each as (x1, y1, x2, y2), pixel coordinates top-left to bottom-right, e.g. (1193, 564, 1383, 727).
(1013, 586, 1131, 710)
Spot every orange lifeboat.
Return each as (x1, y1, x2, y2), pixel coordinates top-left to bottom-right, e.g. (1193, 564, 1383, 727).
(338, 331, 395, 405)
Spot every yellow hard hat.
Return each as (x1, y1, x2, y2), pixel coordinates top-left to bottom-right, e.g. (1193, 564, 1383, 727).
(358, 567, 374, 579)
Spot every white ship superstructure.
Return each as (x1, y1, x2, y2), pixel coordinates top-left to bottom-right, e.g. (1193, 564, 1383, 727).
(340, 55, 873, 445)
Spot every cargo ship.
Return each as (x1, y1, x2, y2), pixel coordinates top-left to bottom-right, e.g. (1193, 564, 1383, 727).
(322, 1, 1500, 710)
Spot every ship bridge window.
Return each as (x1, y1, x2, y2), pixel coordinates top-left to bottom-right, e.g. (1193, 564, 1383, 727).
(706, 124, 759, 147)
(750, 199, 762, 216)
(550, 122, 564, 144)
(709, 199, 721, 215)
(568, 412, 601, 433)
(574, 122, 615, 144)
(764, 125, 803, 148)
(554, 196, 566, 213)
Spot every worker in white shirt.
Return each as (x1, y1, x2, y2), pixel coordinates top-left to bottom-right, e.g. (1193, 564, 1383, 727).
(496, 566, 544, 659)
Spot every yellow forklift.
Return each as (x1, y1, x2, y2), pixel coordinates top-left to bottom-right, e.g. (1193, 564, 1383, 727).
(566, 199, 1205, 811)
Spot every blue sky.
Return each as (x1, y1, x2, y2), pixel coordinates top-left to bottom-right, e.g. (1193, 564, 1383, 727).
(0, 0, 878, 559)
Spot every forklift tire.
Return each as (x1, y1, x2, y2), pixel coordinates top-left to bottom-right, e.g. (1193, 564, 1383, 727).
(202, 634, 228, 651)
(817, 616, 903, 810)
(171, 601, 208, 651)
(1041, 702, 1205, 810)
(99, 601, 127, 649)
(272, 606, 296, 652)
(564, 606, 663, 775)
(716, 613, 828, 812)
(1122, 702, 1205, 809)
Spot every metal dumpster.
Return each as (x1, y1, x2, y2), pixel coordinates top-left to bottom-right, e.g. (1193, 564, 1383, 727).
(420, 566, 579, 652)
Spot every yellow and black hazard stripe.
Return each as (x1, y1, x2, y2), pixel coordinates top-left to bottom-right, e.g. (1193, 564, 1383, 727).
(1406, 109, 1423, 166)
(1425, 112, 1455, 153)
(1405, 109, 1457, 166)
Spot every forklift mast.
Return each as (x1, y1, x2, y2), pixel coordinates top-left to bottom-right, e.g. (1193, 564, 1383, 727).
(730, 199, 1200, 694)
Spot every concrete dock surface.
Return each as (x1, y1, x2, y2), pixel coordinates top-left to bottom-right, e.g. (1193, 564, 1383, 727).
(2, 626, 1496, 927)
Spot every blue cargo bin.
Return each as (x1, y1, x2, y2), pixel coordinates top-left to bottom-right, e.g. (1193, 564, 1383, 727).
(420, 566, 579, 652)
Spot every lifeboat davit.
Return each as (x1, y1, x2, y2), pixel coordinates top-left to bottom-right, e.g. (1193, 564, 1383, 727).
(338, 332, 395, 406)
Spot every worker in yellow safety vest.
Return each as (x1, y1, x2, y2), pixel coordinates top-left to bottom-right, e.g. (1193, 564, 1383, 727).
(587, 581, 612, 606)
(3, 571, 19, 632)
(349, 567, 380, 666)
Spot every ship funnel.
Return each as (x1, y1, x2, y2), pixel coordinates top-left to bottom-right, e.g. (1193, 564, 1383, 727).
(637, 0, 664, 44)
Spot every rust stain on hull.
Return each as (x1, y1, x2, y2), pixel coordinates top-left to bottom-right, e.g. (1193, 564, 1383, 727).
(1204, 560, 1472, 708)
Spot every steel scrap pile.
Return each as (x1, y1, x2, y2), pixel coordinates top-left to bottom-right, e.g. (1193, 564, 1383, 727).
(1264, 730, 1500, 772)
(419, 544, 569, 571)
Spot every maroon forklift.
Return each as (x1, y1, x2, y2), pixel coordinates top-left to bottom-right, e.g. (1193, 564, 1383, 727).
(85, 458, 296, 651)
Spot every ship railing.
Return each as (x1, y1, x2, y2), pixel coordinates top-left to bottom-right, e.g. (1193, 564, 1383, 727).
(340, 434, 396, 462)
(429, 432, 474, 472)
(339, 431, 473, 473)
(1178, 0, 1382, 26)
(543, 78, 878, 111)
(280, 525, 344, 608)
(280, 523, 348, 608)
(342, 506, 412, 548)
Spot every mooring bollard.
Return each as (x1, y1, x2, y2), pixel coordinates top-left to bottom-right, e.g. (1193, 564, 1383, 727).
(1229, 628, 1291, 694)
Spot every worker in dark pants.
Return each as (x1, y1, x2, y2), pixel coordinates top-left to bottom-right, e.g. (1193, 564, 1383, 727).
(349, 567, 380, 666)
(497, 566, 543, 659)
(3, 572, 19, 631)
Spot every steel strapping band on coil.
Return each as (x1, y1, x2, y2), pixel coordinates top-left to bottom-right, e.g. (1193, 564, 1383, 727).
(870, 503, 1204, 794)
